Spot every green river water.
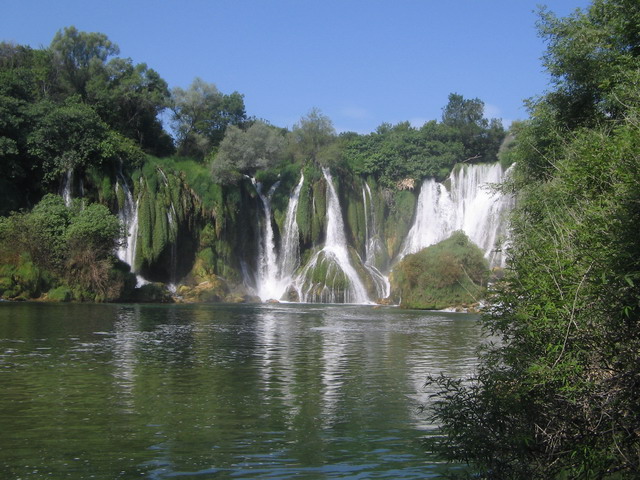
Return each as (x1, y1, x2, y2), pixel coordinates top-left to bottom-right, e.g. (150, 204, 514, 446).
(0, 302, 482, 479)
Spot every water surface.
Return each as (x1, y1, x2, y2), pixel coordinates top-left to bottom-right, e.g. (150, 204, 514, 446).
(0, 302, 481, 479)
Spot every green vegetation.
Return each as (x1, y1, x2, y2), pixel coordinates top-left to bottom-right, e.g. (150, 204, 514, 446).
(426, 1, 640, 478)
(0, 25, 504, 302)
(390, 231, 489, 310)
(342, 93, 504, 189)
(170, 77, 247, 159)
(4, 4, 638, 475)
(0, 194, 133, 301)
(211, 120, 287, 184)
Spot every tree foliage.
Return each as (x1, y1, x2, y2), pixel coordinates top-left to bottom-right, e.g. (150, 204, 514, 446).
(170, 77, 247, 158)
(0, 27, 172, 213)
(427, 1, 640, 478)
(343, 120, 460, 189)
(0, 195, 129, 301)
(289, 108, 337, 165)
(211, 120, 287, 184)
(442, 93, 505, 162)
(50, 26, 119, 97)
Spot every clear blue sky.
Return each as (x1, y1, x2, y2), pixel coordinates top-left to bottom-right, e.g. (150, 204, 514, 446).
(2, 0, 590, 133)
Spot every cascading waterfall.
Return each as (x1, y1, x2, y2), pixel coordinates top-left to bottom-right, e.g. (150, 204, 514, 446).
(115, 176, 149, 287)
(294, 168, 370, 304)
(117, 161, 511, 302)
(362, 181, 390, 299)
(252, 178, 281, 301)
(61, 169, 73, 207)
(116, 177, 139, 270)
(276, 173, 305, 287)
(167, 204, 178, 290)
(251, 173, 306, 301)
(156, 168, 180, 290)
(398, 162, 513, 267)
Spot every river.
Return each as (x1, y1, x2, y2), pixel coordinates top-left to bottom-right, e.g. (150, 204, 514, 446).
(0, 302, 482, 479)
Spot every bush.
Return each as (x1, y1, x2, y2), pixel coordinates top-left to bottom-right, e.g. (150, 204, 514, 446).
(47, 286, 73, 302)
(390, 231, 489, 309)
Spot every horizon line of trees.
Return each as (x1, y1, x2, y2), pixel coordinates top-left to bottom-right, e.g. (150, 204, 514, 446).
(1, 25, 507, 216)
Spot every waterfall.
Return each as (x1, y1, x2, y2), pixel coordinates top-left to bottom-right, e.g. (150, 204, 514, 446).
(251, 173, 305, 302)
(278, 173, 304, 283)
(253, 178, 281, 301)
(61, 169, 73, 207)
(167, 204, 178, 288)
(156, 167, 180, 287)
(398, 162, 512, 267)
(294, 168, 370, 304)
(116, 177, 139, 271)
(115, 175, 149, 287)
(362, 181, 391, 299)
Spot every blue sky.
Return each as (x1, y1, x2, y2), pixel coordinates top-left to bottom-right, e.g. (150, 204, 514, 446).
(2, 0, 590, 133)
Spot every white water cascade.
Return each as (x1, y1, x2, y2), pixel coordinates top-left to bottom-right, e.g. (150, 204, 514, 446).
(61, 169, 73, 207)
(398, 162, 513, 267)
(362, 181, 391, 299)
(251, 173, 306, 301)
(253, 178, 282, 301)
(116, 178, 139, 271)
(277, 173, 304, 286)
(294, 168, 370, 304)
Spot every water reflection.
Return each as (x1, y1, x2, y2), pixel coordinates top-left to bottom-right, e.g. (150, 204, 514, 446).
(0, 302, 482, 479)
(112, 306, 140, 411)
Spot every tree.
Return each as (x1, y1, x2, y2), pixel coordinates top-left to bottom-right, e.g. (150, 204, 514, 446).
(26, 97, 144, 184)
(289, 108, 336, 165)
(441, 93, 486, 129)
(211, 120, 286, 184)
(538, 0, 640, 128)
(0, 43, 57, 212)
(50, 26, 119, 97)
(64, 202, 125, 299)
(170, 77, 247, 158)
(442, 92, 505, 162)
(0, 195, 129, 301)
(86, 57, 174, 155)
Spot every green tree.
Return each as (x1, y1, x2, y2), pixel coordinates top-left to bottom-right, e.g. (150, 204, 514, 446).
(289, 108, 336, 165)
(442, 92, 504, 162)
(65, 202, 125, 299)
(0, 195, 130, 301)
(0, 43, 57, 212)
(86, 57, 174, 155)
(170, 77, 247, 158)
(26, 97, 144, 184)
(50, 26, 119, 98)
(20, 194, 71, 274)
(538, 0, 640, 128)
(211, 120, 286, 184)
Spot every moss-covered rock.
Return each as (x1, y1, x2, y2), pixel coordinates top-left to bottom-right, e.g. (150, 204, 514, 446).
(46, 286, 73, 302)
(390, 231, 489, 310)
(178, 279, 228, 303)
(131, 282, 174, 303)
(384, 189, 417, 259)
